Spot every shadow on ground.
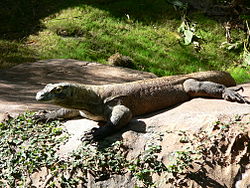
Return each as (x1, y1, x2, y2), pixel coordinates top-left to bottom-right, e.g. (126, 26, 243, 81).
(0, 0, 178, 40)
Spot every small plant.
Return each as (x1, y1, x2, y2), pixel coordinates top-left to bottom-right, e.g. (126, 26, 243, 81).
(128, 144, 167, 187)
(69, 140, 128, 181)
(178, 17, 201, 46)
(107, 53, 135, 68)
(67, 143, 168, 187)
(167, 150, 199, 174)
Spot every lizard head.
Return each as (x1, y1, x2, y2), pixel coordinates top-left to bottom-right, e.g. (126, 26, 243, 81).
(36, 83, 74, 104)
(36, 83, 102, 110)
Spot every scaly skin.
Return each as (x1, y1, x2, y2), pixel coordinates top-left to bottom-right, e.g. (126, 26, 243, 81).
(36, 71, 248, 140)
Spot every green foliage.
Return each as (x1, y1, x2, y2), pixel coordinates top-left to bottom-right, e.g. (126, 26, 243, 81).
(128, 145, 167, 187)
(58, 142, 167, 187)
(228, 67, 250, 83)
(0, 115, 169, 187)
(167, 150, 198, 174)
(27, 1, 249, 81)
(0, 112, 67, 187)
(178, 18, 200, 45)
(69, 141, 128, 181)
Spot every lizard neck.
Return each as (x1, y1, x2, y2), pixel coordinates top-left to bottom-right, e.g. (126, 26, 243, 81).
(56, 84, 105, 115)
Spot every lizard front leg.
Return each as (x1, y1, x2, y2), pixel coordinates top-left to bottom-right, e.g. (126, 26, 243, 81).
(82, 105, 132, 141)
(183, 79, 250, 104)
(34, 108, 81, 122)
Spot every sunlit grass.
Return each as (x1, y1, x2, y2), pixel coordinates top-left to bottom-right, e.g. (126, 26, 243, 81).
(1, 0, 249, 82)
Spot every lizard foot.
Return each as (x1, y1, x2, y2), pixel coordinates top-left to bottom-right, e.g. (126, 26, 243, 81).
(223, 87, 250, 104)
(32, 110, 58, 123)
(33, 110, 51, 123)
(81, 128, 97, 142)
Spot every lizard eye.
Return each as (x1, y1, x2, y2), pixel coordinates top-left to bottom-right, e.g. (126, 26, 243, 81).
(54, 86, 63, 94)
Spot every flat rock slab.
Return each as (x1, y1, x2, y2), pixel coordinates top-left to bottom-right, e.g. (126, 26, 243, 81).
(0, 59, 156, 115)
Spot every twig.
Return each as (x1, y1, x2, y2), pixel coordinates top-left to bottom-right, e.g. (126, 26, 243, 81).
(42, 174, 53, 188)
(245, 20, 250, 49)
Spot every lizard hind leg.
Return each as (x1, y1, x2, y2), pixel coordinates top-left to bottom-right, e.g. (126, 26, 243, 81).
(85, 105, 132, 141)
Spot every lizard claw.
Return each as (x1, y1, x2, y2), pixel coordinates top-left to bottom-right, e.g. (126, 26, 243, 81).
(81, 126, 116, 141)
(223, 88, 250, 104)
(81, 127, 99, 142)
(233, 86, 244, 92)
(81, 132, 94, 142)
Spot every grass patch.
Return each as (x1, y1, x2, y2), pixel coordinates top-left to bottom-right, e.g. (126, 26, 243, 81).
(228, 67, 250, 84)
(1, 0, 249, 82)
(0, 40, 37, 68)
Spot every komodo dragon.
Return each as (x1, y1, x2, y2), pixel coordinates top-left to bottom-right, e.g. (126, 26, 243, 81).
(36, 71, 249, 140)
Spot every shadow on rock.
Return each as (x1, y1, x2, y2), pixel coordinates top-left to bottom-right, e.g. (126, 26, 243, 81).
(96, 119, 146, 150)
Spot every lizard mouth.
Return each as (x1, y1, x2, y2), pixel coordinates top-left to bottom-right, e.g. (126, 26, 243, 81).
(36, 91, 43, 101)
(36, 91, 51, 102)
(36, 94, 45, 101)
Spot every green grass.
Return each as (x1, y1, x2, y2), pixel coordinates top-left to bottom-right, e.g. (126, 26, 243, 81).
(0, 40, 36, 68)
(1, 0, 249, 82)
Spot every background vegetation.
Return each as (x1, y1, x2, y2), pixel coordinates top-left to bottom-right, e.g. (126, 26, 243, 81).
(0, 0, 249, 82)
